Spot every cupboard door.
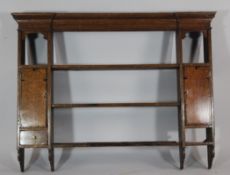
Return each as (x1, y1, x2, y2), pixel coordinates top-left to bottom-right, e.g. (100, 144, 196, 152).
(19, 68, 47, 127)
(184, 66, 212, 126)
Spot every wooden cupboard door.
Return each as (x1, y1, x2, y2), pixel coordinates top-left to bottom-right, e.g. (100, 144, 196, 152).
(19, 68, 47, 128)
(184, 66, 212, 126)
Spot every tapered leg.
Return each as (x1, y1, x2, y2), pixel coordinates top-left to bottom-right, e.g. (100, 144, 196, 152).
(48, 148, 54, 171)
(179, 146, 185, 169)
(206, 128, 214, 169)
(207, 145, 214, 169)
(17, 148, 24, 172)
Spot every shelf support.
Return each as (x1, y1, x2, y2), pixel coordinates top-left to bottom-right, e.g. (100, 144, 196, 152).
(205, 28, 215, 169)
(176, 27, 186, 169)
(47, 31, 54, 171)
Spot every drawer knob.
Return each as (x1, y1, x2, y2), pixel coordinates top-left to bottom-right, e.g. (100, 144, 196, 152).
(32, 135, 37, 140)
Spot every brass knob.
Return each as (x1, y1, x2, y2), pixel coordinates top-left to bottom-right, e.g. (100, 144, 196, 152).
(32, 135, 37, 140)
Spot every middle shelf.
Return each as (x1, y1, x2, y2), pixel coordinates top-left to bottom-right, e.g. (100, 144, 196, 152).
(52, 102, 180, 108)
(52, 64, 179, 70)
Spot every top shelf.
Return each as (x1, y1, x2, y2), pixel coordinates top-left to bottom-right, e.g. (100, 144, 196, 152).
(12, 12, 216, 20)
(12, 12, 216, 32)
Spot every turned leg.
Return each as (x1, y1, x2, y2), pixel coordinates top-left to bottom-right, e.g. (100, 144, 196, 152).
(48, 148, 54, 171)
(206, 128, 215, 169)
(17, 148, 24, 172)
(179, 146, 185, 169)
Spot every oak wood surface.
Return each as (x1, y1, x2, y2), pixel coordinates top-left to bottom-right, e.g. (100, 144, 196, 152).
(184, 66, 212, 126)
(12, 12, 215, 31)
(12, 11, 216, 171)
(20, 130, 48, 146)
(19, 68, 47, 128)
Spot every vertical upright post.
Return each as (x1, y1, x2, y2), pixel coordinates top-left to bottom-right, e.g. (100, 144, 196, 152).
(47, 31, 54, 171)
(176, 26, 186, 169)
(204, 28, 215, 169)
(17, 30, 25, 172)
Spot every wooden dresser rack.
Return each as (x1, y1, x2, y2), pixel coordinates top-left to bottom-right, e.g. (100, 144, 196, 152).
(12, 12, 216, 171)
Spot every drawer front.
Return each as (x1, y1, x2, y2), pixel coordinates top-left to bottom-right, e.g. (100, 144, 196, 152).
(184, 66, 212, 126)
(20, 131, 48, 146)
(19, 68, 47, 127)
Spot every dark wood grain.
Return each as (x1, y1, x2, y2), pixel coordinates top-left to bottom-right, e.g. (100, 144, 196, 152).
(52, 64, 179, 70)
(184, 66, 212, 126)
(54, 141, 179, 147)
(19, 68, 47, 128)
(176, 28, 186, 169)
(53, 141, 213, 147)
(13, 11, 216, 171)
(52, 102, 179, 108)
(12, 12, 215, 32)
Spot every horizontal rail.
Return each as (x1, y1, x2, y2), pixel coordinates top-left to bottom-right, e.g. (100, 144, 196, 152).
(19, 65, 48, 69)
(53, 141, 213, 148)
(53, 19, 177, 31)
(52, 102, 179, 108)
(185, 141, 214, 146)
(52, 64, 179, 70)
(19, 63, 210, 70)
(19, 127, 47, 131)
(186, 124, 212, 128)
(183, 63, 210, 67)
(53, 141, 179, 147)
(19, 145, 48, 148)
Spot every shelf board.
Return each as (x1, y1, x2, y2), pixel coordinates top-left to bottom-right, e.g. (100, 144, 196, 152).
(52, 64, 179, 70)
(53, 141, 179, 147)
(53, 141, 213, 148)
(52, 102, 179, 108)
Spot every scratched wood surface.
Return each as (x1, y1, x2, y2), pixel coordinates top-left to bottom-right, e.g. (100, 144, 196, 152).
(19, 68, 47, 127)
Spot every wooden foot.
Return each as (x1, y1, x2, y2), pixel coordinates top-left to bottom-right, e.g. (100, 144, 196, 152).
(206, 128, 214, 169)
(207, 145, 214, 169)
(179, 147, 185, 169)
(17, 148, 24, 172)
(48, 148, 54, 171)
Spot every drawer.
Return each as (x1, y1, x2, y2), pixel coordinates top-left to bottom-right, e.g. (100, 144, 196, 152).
(20, 131, 48, 146)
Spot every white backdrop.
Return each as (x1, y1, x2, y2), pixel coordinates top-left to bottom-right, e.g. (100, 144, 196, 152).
(0, 1, 230, 175)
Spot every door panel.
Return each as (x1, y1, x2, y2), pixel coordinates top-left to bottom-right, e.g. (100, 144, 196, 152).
(184, 66, 212, 126)
(19, 68, 47, 127)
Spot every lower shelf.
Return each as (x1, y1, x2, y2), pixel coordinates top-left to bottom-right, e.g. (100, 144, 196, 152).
(53, 140, 213, 148)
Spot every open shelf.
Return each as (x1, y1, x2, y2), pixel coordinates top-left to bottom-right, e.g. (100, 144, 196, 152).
(52, 64, 179, 70)
(53, 141, 179, 147)
(53, 140, 213, 148)
(52, 102, 179, 108)
(13, 12, 216, 171)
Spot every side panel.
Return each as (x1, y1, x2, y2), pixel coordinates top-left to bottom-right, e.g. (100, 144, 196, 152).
(19, 68, 47, 127)
(184, 66, 212, 126)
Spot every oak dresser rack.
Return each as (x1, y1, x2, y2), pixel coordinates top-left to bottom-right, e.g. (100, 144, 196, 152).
(12, 12, 216, 171)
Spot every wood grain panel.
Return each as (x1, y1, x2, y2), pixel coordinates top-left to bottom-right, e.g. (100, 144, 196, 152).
(19, 68, 47, 127)
(12, 12, 215, 32)
(184, 66, 212, 126)
(20, 131, 47, 146)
